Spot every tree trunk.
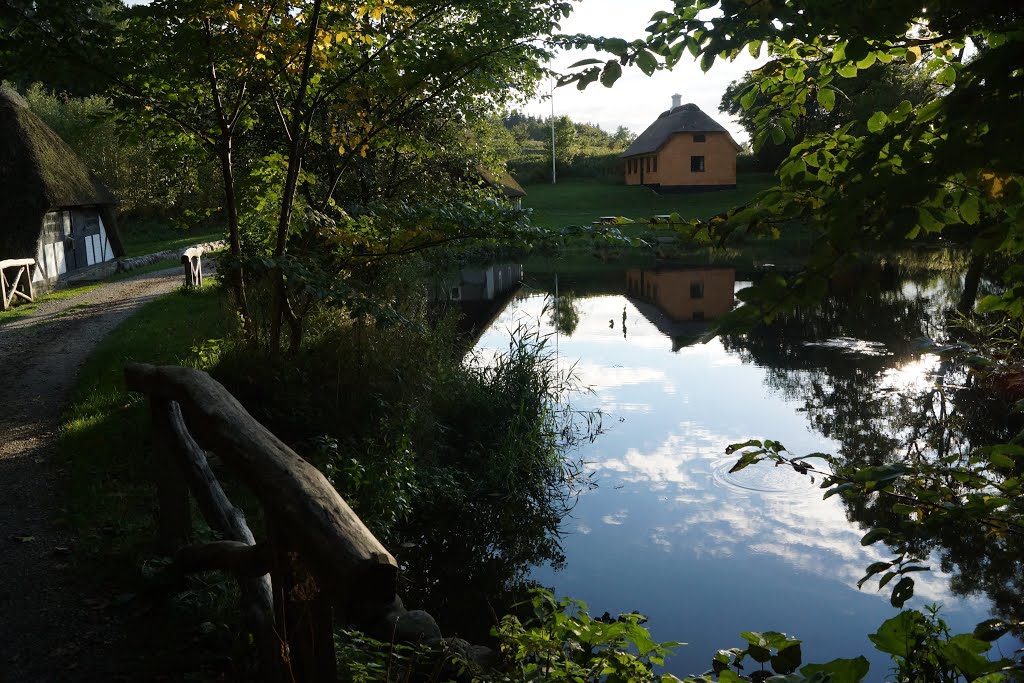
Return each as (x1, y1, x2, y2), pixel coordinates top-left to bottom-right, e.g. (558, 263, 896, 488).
(269, 0, 325, 355)
(957, 254, 985, 316)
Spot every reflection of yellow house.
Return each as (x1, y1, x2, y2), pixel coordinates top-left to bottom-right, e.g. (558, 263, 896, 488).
(621, 95, 740, 192)
(625, 267, 735, 322)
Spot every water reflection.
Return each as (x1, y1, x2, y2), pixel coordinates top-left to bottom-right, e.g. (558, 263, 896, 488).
(625, 266, 735, 350)
(465, 254, 1018, 676)
(720, 261, 1024, 627)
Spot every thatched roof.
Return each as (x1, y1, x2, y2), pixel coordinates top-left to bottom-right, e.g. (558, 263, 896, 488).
(621, 103, 740, 158)
(476, 165, 526, 199)
(0, 86, 122, 260)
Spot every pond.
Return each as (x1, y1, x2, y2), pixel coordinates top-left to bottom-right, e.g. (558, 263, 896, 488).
(463, 253, 1020, 678)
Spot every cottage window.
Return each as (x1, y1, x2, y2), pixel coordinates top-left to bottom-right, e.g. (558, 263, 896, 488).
(652, 157, 658, 172)
(646, 157, 651, 173)
(693, 134, 706, 143)
(690, 281, 704, 299)
(691, 155, 705, 172)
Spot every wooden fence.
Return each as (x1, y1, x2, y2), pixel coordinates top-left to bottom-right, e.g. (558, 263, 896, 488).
(124, 363, 408, 681)
(1, 258, 35, 311)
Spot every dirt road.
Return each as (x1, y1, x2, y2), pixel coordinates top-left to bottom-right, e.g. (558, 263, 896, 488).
(0, 269, 188, 682)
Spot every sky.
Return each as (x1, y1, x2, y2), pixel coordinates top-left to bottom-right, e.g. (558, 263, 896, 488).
(519, 0, 767, 144)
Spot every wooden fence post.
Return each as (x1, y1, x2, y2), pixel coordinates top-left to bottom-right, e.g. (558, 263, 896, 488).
(269, 522, 337, 683)
(149, 397, 192, 551)
(181, 247, 203, 289)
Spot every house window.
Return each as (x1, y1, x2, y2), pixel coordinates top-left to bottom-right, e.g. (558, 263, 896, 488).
(691, 156, 705, 172)
(690, 281, 704, 299)
(646, 157, 651, 173)
(693, 311, 705, 321)
(693, 134, 706, 143)
(652, 157, 658, 172)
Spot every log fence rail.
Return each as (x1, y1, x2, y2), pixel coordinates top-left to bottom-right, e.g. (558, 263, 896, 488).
(125, 363, 408, 682)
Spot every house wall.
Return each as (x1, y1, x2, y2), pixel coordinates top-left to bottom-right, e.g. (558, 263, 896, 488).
(625, 267, 735, 321)
(32, 209, 116, 283)
(624, 131, 736, 188)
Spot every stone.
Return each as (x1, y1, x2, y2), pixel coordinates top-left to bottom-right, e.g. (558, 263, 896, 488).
(392, 609, 441, 645)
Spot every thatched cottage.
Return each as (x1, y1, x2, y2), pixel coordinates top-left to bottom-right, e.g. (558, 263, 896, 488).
(621, 95, 740, 192)
(0, 86, 122, 286)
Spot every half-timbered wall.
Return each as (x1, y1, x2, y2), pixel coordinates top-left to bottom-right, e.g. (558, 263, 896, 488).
(32, 209, 115, 282)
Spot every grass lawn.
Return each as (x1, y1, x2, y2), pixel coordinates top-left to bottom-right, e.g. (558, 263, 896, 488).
(522, 172, 777, 229)
(120, 218, 225, 257)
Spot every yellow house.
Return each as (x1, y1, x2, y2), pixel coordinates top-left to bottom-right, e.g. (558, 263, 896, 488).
(621, 95, 740, 192)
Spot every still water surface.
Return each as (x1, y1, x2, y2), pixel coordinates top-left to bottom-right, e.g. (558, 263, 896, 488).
(470, 260, 1013, 678)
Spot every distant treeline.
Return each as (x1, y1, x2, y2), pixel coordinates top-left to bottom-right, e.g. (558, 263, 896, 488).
(502, 111, 635, 184)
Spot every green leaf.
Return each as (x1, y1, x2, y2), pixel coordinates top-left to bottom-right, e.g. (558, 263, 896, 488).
(867, 111, 888, 133)
(870, 611, 923, 657)
(858, 561, 893, 588)
(635, 50, 658, 76)
(916, 99, 943, 122)
(816, 87, 836, 111)
(729, 450, 766, 473)
(771, 643, 802, 675)
(860, 528, 891, 546)
(770, 125, 786, 147)
(937, 65, 957, 86)
(740, 631, 768, 647)
(989, 453, 1016, 468)
(890, 576, 914, 608)
(740, 86, 759, 110)
(700, 51, 716, 72)
(973, 619, 1012, 642)
(749, 644, 772, 663)
(602, 38, 628, 56)
(938, 635, 994, 680)
(600, 60, 622, 88)
(824, 482, 854, 499)
(837, 62, 858, 78)
(801, 656, 870, 683)
(959, 195, 980, 225)
(916, 207, 946, 233)
(567, 58, 603, 68)
(726, 439, 762, 454)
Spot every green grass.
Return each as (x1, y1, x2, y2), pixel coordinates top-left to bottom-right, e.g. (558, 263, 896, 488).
(58, 283, 242, 677)
(0, 282, 103, 325)
(120, 217, 224, 257)
(522, 172, 777, 230)
(61, 284, 229, 566)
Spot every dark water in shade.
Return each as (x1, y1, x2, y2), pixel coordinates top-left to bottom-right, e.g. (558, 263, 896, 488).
(469, 261, 1021, 678)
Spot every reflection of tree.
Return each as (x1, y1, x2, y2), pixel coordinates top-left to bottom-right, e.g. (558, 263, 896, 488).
(544, 292, 581, 337)
(723, 258, 1024, 623)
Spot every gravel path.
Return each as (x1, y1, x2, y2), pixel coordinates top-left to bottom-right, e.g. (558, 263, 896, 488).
(0, 268, 191, 682)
